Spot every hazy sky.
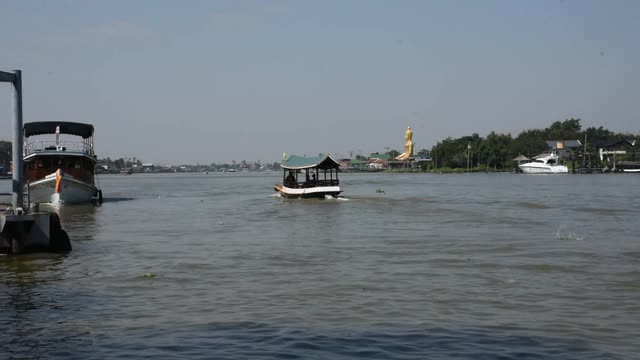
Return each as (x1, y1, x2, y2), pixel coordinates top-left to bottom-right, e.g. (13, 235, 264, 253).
(1, 0, 639, 164)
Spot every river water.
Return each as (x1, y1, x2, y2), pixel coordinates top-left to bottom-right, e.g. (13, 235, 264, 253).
(1, 173, 639, 359)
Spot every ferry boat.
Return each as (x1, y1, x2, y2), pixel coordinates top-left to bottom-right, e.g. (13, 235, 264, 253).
(274, 154, 342, 198)
(518, 152, 568, 174)
(23, 121, 102, 204)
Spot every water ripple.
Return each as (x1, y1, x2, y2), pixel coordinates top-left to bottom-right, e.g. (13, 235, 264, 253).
(84, 323, 619, 360)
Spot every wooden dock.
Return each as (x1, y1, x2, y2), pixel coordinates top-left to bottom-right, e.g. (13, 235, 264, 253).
(1, 70, 71, 254)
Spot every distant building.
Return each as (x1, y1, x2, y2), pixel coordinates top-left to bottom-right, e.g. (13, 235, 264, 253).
(141, 163, 155, 173)
(369, 153, 391, 161)
(338, 159, 351, 169)
(368, 158, 387, 169)
(349, 159, 367, 170)
(545, 140, 582, 159)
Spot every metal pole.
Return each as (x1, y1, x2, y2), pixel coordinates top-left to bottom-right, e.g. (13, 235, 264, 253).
(11, 70, 24, 211)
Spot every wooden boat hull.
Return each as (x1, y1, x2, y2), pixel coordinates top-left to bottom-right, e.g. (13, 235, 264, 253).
(27, 171, 98, 204)
(274, 184, 341, 199)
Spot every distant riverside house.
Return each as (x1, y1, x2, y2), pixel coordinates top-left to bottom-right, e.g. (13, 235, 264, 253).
(412, 156, 432, 168)
(350, 159, 367, 170)
(413, 150, 431, 167)
(368, 158, 387, 169)
(369, 153, 391, 161)
(141, 163, 155, 173)
(545, 140, 582, 159)
(338, 159, 351, 169)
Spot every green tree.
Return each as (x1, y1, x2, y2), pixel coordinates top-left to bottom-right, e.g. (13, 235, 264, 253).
(478, 131, 512, 170)
(114, 158, 125, 170)
(547, 118, 582, 140)
(510, 129, 548, 159)
(385, 149, 400, 159)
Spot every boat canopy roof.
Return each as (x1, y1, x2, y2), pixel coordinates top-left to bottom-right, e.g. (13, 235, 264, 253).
(24, 121, 94, 138)
(594, 139, 636, 149)
(513, 154, 530, 162)
(281, 154, 340, 170)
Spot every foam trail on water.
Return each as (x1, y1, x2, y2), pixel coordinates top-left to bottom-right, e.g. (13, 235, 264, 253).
(555, 225, 584, 241)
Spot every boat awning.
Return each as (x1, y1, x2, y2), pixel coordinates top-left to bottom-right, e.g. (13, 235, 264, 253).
(595, 139, 636, 149)
(24, 121, 94, 138)
(281, 154, 341, 170)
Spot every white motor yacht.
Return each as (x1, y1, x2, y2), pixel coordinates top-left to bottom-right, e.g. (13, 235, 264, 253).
(518, 152, 568, 174)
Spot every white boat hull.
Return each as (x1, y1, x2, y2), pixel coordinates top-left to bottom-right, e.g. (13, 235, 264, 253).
(519, 164, 568, 174)
(27, 172, 97, 204)
(623, 168, 640, 173)
(274, 184, 341, 199)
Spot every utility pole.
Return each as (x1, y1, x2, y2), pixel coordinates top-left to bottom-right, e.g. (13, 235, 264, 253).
(583, 133, 587, 169)
(466, 142, 471, 173)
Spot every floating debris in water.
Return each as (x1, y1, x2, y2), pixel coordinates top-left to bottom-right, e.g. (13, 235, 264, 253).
(143, 273, 157, 278)
(376, 188, 385, 194)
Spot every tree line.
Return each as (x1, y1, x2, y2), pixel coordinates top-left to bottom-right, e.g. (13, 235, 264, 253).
(430, 119, 639, 171)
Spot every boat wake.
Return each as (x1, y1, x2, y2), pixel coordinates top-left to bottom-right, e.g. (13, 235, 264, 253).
(555, 226, 584, 241)
(325, 195, 349, 201)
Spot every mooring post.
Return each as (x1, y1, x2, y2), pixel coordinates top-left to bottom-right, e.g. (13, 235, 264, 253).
(11, 70, 24, 212)
(1, 70, 24, 212)
(0, 70, 71, 254)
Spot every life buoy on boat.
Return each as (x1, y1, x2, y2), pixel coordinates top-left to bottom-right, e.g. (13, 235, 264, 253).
(55, 169, 63, 193)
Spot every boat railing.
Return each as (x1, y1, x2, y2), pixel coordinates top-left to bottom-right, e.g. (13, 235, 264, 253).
(315, 179, 339, 187)
(24, 140, 94, 156)
(285, 179, 340, 188)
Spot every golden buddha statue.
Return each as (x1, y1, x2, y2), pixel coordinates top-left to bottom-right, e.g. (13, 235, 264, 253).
(395, 126, 414, 160)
